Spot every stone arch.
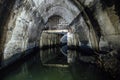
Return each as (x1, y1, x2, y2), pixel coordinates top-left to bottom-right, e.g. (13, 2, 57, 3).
(36, 0, 80, 24)
(45, 15, 68, 30)
(42, 6, 75, 24)
(3, 0, 81, 62)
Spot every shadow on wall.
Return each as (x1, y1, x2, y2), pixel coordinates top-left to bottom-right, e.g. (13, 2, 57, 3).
(0, 0, 16, 60)
(79, 40, 94, 56)
(101, 0, 120, 20)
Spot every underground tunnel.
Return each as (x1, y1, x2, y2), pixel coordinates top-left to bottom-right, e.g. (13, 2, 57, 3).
(0, 0, 120, 80)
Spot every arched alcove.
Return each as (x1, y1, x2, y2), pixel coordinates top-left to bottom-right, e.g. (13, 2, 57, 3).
(45, 15, 68, 30)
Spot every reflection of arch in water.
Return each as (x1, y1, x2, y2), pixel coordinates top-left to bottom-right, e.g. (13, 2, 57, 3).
(60, 45, 68, 57)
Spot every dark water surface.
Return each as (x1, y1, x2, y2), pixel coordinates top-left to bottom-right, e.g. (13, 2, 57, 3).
(0, 47, 113, 80)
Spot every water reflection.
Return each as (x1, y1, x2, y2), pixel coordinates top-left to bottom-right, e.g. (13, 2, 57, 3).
(60, 45, 77, 63)
(40, 47, 60, 64)
(0, 47, 113, 80)
(60, 45, 67, 56)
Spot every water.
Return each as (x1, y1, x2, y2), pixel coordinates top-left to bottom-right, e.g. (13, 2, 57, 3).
(0, 46, 113, 80)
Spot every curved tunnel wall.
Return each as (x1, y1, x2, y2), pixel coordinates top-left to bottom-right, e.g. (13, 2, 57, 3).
(2, 0, 82, 64)
(1, 0, 120, 65)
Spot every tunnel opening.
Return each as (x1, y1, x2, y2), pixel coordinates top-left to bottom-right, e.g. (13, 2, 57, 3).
(40, 15, 68, 48)
(39, 30, 67, 49)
